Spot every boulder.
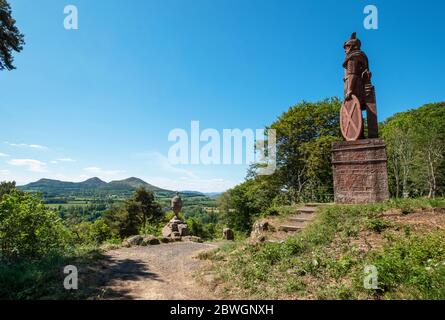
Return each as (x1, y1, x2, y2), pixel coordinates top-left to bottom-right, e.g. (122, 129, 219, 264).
(252, 220, 269, 235)
(250, 220, 271, 241)
(162, 217, 190, 239)
(182, 236, 203, 243)
(142, 235, 160, 246)
(162, 225, 173, 238)
(223, 228, 234, 240)
(159, 237, 171, 243)
(178, 224, 189, 236)
(123, 235, 143, 247)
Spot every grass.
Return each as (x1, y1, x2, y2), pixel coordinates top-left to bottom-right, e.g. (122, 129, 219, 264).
(0, 245, 103, 300)
(198, 198, 445, 300)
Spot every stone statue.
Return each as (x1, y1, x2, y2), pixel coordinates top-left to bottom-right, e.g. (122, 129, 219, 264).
(171, 192, 183, 219)
(162, 192, 189, 239)
(332, 33, 389, 204)
(341, 32, 378, 141)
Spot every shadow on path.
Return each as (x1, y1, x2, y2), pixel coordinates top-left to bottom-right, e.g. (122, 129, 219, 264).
(81, 253, 163, 300)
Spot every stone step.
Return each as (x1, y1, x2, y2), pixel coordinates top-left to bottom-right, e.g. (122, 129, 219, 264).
(291, 212, 315, 219)
(288, 216, 313, 223)
(297, 206, 317, 214)
(305, 203, 323, 207)
(279, 225, 304, 232)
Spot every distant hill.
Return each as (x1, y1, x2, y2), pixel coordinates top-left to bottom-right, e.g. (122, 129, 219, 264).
(19, 177, 203, 198)
(203, 192, 222, 199)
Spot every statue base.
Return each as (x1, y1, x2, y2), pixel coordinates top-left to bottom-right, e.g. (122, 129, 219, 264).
(331, 138, 389, 204)
(162, 216, 189, 238)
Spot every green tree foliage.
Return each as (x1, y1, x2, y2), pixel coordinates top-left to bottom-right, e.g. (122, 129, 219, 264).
(270, 98, 341, 202)
(131, 187, 163, 233)
(218, 175, 283, 233)
(381, 103, 445, 198)
(70, 218, 112, 245)
(0, 181, 17, 198)
(103, 206, 138, 238)
(104, 187, 164, 238)
(0, 189, 69, 260)
(0, 0, 24, 70)
(218, 99, 341, 233)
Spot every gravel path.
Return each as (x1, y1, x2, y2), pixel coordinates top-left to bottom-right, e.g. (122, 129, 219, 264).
(91, 242, 219, 300)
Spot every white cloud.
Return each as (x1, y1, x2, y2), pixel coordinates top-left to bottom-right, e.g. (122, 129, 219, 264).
(51, 158, 76, 164)
(56, 158, 75, 162)
(7, 159, 48, 172)
(5, 142, 48, 150)
(0, 153, 9, 157)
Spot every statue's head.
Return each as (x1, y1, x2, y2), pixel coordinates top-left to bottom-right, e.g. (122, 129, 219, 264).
(344, 32, 361, 54)
(171, 192, 182, 215)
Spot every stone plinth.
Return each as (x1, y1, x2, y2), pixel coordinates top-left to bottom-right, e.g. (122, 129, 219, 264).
(162, 217, 189, 238)
(332, 138, 389, 204)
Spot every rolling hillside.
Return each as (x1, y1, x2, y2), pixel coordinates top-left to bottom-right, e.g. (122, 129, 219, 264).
(19, 177, 204, 198)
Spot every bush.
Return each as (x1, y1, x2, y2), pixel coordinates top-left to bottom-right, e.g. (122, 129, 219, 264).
(0, 190, 70, 260)
(0, 246, 102, 299)
(203, 198, 445, 299)
(365, 217, 391, 233)
(365, 232, 445, 299)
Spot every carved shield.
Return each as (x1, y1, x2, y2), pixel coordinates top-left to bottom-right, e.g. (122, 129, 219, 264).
(340, 95, 363, 141)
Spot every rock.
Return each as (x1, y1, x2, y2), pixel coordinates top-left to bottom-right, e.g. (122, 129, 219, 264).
(223, 228, 234, 240)
(257, 235, 266, 242)
(250, 220, 272, 242)
(162, 225, 173, 238)
(142, 235, 160, 246)
(162, 217, 189, 239)
(183, 236, 203, 243)
(178, 224, 189, 236)
(123, 235, 143, 247)
(159, 237, 171, 243)
(252, 220, 269, 236)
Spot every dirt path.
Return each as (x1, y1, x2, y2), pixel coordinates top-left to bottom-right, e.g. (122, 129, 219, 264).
(88, 242, 220, 300)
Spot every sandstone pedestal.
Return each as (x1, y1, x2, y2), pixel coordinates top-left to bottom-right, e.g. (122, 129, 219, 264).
(332, 138, 389, 204)
(162, 217, 189, 239)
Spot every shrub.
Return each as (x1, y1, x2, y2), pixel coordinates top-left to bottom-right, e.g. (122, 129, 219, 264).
(365, 232, 445, 299)
(0, 190, 70, 261)
(365, 217, 391, 233)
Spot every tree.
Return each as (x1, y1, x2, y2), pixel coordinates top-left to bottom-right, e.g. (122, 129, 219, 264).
(0, 0, 24, 70)
(381, 117, 415, 198)
(129, 187, 163, 235)
(381, 102, 445, 198)
(0, 189, 69, 260)
(218, 182, 256, 233)
(218, 99, 342, 233)
(412, 104, 445, 198)
(0, 181, 17, 199)
(266, 98, 341, 202)
(300, 135, 341, 202)
(103, 205, 139, 239)
(103, 188, 163, 238)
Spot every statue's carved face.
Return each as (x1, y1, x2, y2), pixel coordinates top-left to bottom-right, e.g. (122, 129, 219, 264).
(344, 44, 352, 54)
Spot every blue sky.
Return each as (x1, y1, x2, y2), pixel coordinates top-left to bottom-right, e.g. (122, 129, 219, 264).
(0, 0, 444, 192)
